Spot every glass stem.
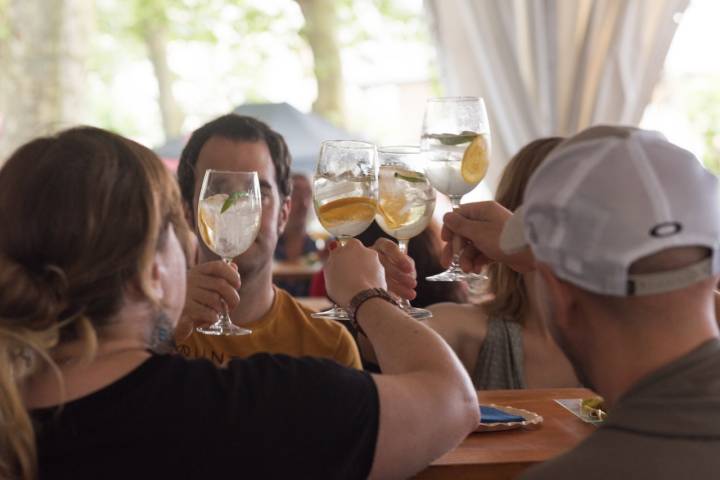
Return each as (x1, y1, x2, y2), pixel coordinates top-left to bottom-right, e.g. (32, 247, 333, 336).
(219, 258, 235, 326)
(397, 239, 413, 310)
(330, 237, 350, 310)
(449, 197, 463, 268)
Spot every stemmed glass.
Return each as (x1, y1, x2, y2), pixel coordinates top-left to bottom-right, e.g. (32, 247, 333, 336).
(196, 170, 261, 335)
(421, 96, 491, 282)
(313, 140, 378, 320)
(375, 146, 436, 319)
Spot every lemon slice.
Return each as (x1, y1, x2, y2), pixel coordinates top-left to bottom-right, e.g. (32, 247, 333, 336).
(198, 194, 226, 248)
(461, 135, 489, 185)
(581, 397, 607, 421)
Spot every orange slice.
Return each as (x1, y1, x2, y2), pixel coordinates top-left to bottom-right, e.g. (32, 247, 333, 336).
(378, 194, 410, 229)
(318, 197, 376, 228)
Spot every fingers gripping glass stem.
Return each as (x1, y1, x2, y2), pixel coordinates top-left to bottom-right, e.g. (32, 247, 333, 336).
(396, 240, 432, 320)
(196, 258, 251, 336)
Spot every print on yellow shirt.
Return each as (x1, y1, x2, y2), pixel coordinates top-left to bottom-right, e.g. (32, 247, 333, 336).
(176, 288, 362, 369)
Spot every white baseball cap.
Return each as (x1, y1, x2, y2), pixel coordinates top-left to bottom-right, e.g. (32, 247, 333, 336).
(500, 125, 720, 296)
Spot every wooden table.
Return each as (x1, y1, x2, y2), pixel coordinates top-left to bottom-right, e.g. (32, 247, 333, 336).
(415, 388, 596, 479)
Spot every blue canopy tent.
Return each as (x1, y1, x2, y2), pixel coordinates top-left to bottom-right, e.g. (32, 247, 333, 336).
(155, 102, 358, 174)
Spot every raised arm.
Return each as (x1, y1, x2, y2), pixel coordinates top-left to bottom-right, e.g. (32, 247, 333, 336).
(441, 201, 535, 274)
(325, 240, 479, 479)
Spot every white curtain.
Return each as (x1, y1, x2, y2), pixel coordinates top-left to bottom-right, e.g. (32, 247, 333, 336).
(425, 0, 690, 190)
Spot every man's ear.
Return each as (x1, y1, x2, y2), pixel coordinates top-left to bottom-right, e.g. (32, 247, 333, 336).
(149, 253, 165, 300)
(277, 195, 291, 236)
(535, 262, 577, 331)
(125, 253, 165, 302)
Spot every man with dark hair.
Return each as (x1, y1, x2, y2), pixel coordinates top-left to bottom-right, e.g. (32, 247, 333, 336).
(442, 126, 720, 479)
(174, 114, 415, 368)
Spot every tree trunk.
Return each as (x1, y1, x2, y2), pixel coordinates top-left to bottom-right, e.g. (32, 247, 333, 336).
(295, 0, 345, 126)
(0, 0, 92, 162)
(141, 22, 184, 140)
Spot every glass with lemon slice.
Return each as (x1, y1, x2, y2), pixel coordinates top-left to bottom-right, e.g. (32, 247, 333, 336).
(421, 96, 491, 282)
(376, 146, 436, 319)
(313, 140, 378, 320)
(196, 170, 261, 335)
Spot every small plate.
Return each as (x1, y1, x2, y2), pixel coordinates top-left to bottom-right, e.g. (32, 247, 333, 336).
(474, 404, 544, 432)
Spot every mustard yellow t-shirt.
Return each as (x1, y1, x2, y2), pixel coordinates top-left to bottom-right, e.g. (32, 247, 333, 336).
(176, 288, 362, 369)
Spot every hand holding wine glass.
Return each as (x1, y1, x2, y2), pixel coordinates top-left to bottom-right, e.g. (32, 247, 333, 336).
(421, 96, 491, 282)
(375, 146, 436, 319)
(313, 140, 378, 320)
(196, 169, 261, 335)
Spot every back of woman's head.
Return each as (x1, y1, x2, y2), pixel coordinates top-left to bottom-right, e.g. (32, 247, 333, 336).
(484, 137, 564, 321)
(0, 127, 189, 479)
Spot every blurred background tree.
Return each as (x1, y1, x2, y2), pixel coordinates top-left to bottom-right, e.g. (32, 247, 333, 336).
(0, 0, 93, 159)
(0, 0, 436, 160)
(295, 0, 344, 126)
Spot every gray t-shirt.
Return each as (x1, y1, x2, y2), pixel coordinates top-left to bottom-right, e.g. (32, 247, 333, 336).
(521, 338, 720, 480)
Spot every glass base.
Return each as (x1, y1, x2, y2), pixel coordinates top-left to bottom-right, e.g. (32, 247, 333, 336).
(425, 264, 472, 282)
(404, 306, 433, 320)
(197, 322, 252, 336)
(311, 305, 349, 321)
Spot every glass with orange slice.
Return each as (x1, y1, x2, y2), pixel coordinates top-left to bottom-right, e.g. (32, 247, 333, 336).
(312, 140, 378, 320)
(375, 146, 436, 319)
(420, 96, 491, 282)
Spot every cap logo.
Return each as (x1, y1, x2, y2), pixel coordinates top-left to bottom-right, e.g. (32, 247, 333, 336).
(649, 221, 682, 238)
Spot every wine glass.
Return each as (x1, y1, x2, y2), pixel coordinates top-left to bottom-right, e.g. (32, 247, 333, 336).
(196, 170, 261, 335)
(375, 146, 436, 319)
(313, 140, 378, 320)
(421, 96, 491, 282)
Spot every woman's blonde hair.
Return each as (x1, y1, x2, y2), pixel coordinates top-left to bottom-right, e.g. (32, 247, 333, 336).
(483, 137, 565, 322)
(0, 127, 190, 479)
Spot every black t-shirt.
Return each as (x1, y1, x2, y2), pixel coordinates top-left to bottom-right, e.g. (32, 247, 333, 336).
(32, 353, 379, 480)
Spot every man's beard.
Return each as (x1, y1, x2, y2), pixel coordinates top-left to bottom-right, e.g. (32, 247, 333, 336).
(549, 321, 596, 391)
(149, 310, 175, 355)
(538, 288, 596, 391)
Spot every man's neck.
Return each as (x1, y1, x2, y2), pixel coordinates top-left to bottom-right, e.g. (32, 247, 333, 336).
(229, 266, 276, 325)
(583, 298, 719, 407)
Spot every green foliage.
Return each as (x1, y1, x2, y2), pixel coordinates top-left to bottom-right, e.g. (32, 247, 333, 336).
(336, 0, 430, 47)
(684, 75, 720, 175)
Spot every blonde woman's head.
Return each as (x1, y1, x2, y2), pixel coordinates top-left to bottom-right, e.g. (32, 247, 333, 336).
(484, 137, 564, 322)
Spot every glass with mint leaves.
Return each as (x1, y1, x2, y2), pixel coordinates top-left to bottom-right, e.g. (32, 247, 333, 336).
(196, 170, 261, 335)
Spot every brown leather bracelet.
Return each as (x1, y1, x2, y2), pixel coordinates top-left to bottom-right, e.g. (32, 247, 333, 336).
(347, 288, 400, 336)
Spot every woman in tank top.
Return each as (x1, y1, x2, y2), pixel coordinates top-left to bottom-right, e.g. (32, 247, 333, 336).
(426, 137, 581, 390)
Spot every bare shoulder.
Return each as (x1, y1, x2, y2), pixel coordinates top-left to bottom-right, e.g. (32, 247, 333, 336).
(424, 302, 490, 352)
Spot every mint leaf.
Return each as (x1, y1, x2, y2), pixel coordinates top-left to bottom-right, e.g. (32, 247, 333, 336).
(394, 172, 426, 183)
(221, 191, 248, 213)
(426, 131, 478, 145)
